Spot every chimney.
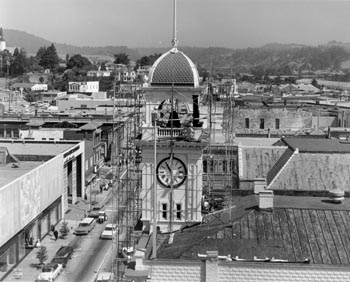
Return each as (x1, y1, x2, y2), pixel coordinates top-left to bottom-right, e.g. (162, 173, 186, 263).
(259, 190, 274, 211)
(205, 251, 218, 282)
(134, 248, 146, 271)
(254, 178, 267, 194)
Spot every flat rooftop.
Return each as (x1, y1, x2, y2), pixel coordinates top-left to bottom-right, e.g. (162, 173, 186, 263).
(0, 161, 42, 187)
(0, 141, 79, 187)
(0, 141, 77, 156)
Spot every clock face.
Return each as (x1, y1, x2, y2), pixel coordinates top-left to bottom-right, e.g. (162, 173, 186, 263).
(157, 157, 187, 188)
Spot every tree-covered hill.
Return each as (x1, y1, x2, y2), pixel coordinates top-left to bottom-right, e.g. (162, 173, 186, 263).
(4, 29, 350, 75)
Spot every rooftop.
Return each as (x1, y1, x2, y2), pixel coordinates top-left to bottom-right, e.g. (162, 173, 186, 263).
(0, 161, 41, 187)
(153, 195, 350, 265)
(148, 48, 199, 87)
(279, 137, 350, 153)
(0, 141, 79, 187)
(0, 141, 75, 156)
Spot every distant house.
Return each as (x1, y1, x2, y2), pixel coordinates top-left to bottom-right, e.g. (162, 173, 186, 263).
(68, 81, 99, 93)
(87, 70, 112, 77)
(11, 83, 48, 93)
(56, 92, 112, 111)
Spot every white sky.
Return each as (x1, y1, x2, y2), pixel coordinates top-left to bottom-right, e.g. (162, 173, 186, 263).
(1, 0, 350, 48)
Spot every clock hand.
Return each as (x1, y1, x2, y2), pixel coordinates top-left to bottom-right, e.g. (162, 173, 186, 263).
(165, 162, 172, 173)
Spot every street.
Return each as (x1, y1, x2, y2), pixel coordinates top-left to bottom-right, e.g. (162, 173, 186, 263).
(56, 168, 130, 282)
(56, 217, 113, 282)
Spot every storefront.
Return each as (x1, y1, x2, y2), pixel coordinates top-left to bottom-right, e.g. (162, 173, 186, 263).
(0, 198, 62, 280)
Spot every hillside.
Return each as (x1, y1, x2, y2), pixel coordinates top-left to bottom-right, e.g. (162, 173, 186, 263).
(4, 29, 350, 75)
(5, 29, 139, 61)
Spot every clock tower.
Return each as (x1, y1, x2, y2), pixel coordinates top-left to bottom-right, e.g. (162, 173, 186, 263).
(139, 7, 207, 232)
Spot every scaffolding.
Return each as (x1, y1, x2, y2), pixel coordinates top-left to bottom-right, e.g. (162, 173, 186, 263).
(202, 78, 238, 211)
(111, 84, 143, 282)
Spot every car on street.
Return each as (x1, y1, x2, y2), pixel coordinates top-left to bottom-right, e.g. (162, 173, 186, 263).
(88, 204, 104, 218)
(36, 262, 63, 282)
(74, 217, 96, 235)
(100, 224, 117, 239)
(94, 271, 114, 282)
(51, 245, 74, 267)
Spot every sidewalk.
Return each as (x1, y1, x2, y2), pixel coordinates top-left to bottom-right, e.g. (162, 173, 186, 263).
(3, 188, 112, 282)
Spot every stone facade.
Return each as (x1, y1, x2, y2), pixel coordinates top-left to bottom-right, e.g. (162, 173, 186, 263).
(223, 107, 313, 134)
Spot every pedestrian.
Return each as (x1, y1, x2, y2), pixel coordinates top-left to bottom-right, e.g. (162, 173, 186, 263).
(54, 230, 59, 240)
(100, 185, 103, 193)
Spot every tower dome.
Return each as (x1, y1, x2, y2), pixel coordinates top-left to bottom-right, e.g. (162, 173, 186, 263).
(148, 48, 200, 88)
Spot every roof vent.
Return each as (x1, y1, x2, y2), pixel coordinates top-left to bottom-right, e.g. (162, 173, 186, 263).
(258, 190, 274, 211)
(328, 190, 344, 204)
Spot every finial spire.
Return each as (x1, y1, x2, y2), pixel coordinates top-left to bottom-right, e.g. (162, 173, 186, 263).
(171, 0, 178, 48)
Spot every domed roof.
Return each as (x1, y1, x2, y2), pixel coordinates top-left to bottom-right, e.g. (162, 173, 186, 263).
(148, 48, 199, 87)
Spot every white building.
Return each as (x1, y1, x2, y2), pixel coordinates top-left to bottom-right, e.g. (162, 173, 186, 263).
(0, 140, 85, 279)
(68, 81, 99, 93)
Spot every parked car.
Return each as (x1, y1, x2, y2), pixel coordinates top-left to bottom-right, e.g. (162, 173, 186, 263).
(36, 262, 63, 282)
(88, 204, 104, 218)
(51, 246, 74, 267)
(74, 217, 96, 235)
(94, 271, 114, 282)
(100, 224, 117, 239)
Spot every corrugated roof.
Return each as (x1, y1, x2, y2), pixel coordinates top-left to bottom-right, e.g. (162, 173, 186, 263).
(155, 195, 350, 265)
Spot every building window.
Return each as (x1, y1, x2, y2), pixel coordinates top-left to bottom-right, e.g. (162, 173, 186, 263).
(176, 204, 182, 220)
(245, 118, 249, 129)
(203, 160, 207, 173)
(260, 119, 265, 129)
(162, 203, 168, 220)
(275, 118, 280, 129)
(222, 160, 227, 173)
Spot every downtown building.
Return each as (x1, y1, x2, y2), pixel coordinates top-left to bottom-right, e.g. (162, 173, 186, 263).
(0, 139, 84, 280)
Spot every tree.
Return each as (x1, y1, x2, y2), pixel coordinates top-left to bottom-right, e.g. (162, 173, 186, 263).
(0, 49, 12, 77)
(100, 62, 107, 71)
(59, 221, 70, 238)
(39, 44, 59, 71)
(136, 53, 161, 67)
(66, 54, 92, 70)
(114, 53, 130, 65)
(36, 246, 48, 267)
(11, 48, 28, 75)
(98, 76, 114, 91)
